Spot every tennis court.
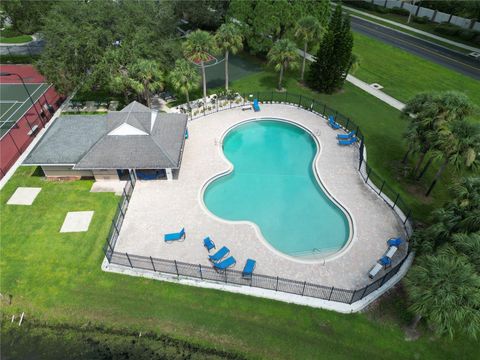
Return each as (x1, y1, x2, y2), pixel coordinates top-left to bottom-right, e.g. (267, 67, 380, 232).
(0, 82, 51, 137)
(197, 53, 263, 88)
(0, 64, 63, 179)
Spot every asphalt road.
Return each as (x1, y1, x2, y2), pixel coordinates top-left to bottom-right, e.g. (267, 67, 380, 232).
(350, 16, 480, 81)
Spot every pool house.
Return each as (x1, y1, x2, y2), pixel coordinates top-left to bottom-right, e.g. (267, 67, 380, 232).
(23, 101, 188, 181)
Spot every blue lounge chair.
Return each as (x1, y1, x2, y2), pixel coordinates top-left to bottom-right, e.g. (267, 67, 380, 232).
(214, 256, 236, 270)
(379, 256, 392, 268)
(387, 237, 403, 247)
(164, 228, 185, 241)
(253, 98, 260, 112)
(242, 259, 256, 278)
(337, 131, 355, 139)
(203, 237, 215, 252)
(209, 246, 230, 262)
(338, 137, 357, 145)
(328, 115, 340, 129)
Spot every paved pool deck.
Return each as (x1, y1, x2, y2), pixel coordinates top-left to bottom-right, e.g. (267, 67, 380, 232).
(115, 105, 407, 289)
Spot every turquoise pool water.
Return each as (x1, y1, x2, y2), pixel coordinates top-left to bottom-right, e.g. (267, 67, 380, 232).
(204, 119, 350, 258)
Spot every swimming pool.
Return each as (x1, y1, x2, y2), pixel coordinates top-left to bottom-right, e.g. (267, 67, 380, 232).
(204, 119, 351, 258)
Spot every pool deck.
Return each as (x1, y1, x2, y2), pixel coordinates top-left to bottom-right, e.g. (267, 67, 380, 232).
(115, 104, 407, 289)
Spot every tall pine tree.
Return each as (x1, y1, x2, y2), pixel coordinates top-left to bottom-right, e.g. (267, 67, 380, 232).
(307, 4, 353, 93)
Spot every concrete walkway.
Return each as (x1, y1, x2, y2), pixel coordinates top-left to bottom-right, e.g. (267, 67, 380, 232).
(115, 105, 407, 289)
(296, 48, 406, 111)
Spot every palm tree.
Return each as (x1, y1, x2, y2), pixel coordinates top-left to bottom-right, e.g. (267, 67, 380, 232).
(411, 177, 480, 254)
(267, 39, 300, 91)
(127, 59, 164, 107)
(402, 91, 475, 178)
(215, 23, 243, 91)
(295, 16, 322, 81)
(183, 30, 217, 105)
(404, 248, 480, 339)
(168, 59, 200, 111)
(425, 120, 480, 196)
(452, 232, 480, 273)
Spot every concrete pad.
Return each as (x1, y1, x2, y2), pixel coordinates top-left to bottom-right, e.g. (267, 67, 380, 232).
(7, 187, 42, 205)
(91, 180, 126, 196)
(60, 211, 94, 233)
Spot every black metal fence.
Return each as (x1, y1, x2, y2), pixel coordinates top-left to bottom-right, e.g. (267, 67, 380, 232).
(107, 250, 409, 304)
(103, 173, 136, 261)
(102, 93, 413, 305)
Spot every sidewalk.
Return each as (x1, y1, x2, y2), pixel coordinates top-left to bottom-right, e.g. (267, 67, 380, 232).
(296, 48, 406, 111)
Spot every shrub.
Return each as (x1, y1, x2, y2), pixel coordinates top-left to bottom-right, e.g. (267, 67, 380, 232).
(413, 16, 430, 24)
(374, 6, 390, 14)
(458, 29, 479, 41)
(434, 23, 461, 36)
(390, 7, 410, 16)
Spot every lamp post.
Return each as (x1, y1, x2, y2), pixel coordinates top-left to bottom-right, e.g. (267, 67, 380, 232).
(0, 72, 45, 126)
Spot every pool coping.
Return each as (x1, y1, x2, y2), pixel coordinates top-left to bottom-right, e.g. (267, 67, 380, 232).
(198, 117, 356, 264)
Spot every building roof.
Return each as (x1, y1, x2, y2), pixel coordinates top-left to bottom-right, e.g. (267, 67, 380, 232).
(74, 113, 187, 170)
(24, 115, 108, 165)
(24, 102, 188, 170)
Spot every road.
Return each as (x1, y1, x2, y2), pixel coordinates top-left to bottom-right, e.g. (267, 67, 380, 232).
(350, 16, 480, 80)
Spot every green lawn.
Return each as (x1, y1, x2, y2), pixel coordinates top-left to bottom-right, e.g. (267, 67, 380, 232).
(0, 34, 33, 44)
(352, 33, 480, 107)
(0, 28, 33, 44)
(1, 167, 478, 359)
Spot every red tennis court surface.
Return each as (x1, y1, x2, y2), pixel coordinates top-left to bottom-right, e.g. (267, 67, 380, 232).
(0, 65, 65, 179)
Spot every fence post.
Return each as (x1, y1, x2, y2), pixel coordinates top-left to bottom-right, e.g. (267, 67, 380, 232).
(345, 118, 350, 129)
(350, 290, 356, 304)
(199, 264, 203, 279)
(275, 277, 279, 291)
(298, 95, 302, 107)
(323, 103, 326, 115)
(328, 286, 334, 301)
(271, 91, 273, 102)
(403, 210, 412, 225)
(365, 167, 371, 183)
(284, 92, 288, 103)
(379, 180, 385, 195)
(392, 193, 400, 209)
(112, 219, 120, 236)
(117, 201, 125, 218)
(360, 285, 368, 299)
(174, 260, 179, 277)
(150, 256, 156, 272)
(302, 281, 306, 296)
(379, 273, 389, 287)
(126, 253, 133, 268)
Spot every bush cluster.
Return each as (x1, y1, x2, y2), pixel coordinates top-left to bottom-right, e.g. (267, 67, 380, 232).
(434, 23, 480, 44)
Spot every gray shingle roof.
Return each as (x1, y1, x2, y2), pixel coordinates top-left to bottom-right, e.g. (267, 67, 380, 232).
(74, 112, 187, 170)
(23, 115, 108, 165)
(23, 102, 188, 170)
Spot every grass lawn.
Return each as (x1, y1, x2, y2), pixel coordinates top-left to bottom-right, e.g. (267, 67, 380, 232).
(1, 167, 478, 359)
(0, 28, 33, 44)
(352, 32, 480, 108)
(227, 70, 458, 220)
(0, 34, 33, 44)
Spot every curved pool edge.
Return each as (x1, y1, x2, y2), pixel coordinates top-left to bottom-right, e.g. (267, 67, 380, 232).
(197, 117, 357, 265)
